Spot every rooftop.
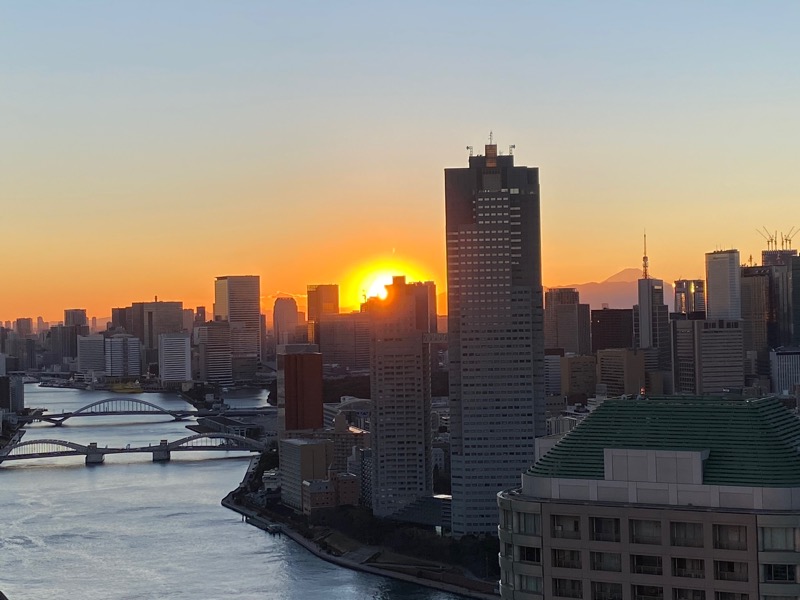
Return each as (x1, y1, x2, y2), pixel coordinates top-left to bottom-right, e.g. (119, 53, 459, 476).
(529, 396, 800, 487)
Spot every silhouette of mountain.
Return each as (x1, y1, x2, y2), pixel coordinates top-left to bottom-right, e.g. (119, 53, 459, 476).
(551, 268, 674, 311)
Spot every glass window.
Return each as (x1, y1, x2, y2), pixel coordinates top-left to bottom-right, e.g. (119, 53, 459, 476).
(673, 590, 705, 600)
(760, 527, 796, 551)
(713, 524, 747, 551)
(590, 551, 622, 572)
(520, 512, 541, 535)
(592, 581, 623, 600)
(552, 549, 581, 569)
(553, 578, 583, 599)
(519, 545, 541, 564)
(764, 564, 797, 583)
(714, 593, 748, 600)
(630, 519, 662, 545)
(591, 516, 621, 542)
(672, 557, 704, 578)
(714, 560, 749, 582)
(552, 515, 581, 540)
(671, 522, 704, 548)
(518, 575, 542, 593)
(632, 554, 663, 576)
(501, 509, 513, 530)
(633, 585, 664, 600)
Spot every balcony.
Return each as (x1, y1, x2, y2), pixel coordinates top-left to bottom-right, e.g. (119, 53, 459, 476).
(673, 568, 705, 579)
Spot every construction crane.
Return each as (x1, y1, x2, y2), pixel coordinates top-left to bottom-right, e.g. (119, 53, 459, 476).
(783, 226, 797, 250)
(756, 226, 777, 250)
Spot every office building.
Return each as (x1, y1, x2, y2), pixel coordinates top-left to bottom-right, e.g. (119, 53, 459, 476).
(158, 332, 191, 383)
(545, 289, 590, 355)
(279, 438, 333, 512)
(706, 250, 741, 320)
(64, 309, 88, 328)
(276, 344, 323, 438)
(363, 276, 435, 518)
(596, 348, 646, 396)
(445, 141, 545, 536)
(498, 396, 800, 600)
(544, 350, 563, 397)
(673, 279, 705, 315)
(307, 284, 339, 344)
(770, 347, 800, 396)
(15, 318, 33, 337)
(762, 248, 797, 267)
(77, 334, 106, 374)
(634, 278, 671, 373)
(560, 355, 596, 403)
(104, 334, 141, 377)
(318, 312, 371, 371)
(194, 321, 233, 386)
(740, 267, 773, 380)
(273, 297, 300, 347)
(793, 257, 800, 347)
(672, 319, 744, 396)
(0, 375, 24, 412)
(591, 308, 634, 353)
(47, 325, 81, 366)
(214, 275, 261, 382)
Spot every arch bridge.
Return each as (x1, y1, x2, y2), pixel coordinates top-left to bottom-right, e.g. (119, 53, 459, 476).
(0, 433, 266, 466)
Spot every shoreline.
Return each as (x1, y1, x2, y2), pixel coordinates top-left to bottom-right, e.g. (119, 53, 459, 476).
(221, 492, 498, 600)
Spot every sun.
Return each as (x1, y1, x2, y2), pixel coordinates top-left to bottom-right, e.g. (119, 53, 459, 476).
(366, 274, 393, 300)
(341, 256, 434, 309)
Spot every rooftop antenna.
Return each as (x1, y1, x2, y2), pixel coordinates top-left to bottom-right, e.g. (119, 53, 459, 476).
(642, 231, 649, 279)
(466, 145, 473, 156)
(489, 130, 493, 145)
(508, 144, 515, 155)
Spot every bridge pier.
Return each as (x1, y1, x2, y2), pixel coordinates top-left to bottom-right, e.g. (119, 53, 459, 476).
(152, 439, 171, 462)
(85, 443, 105, 465)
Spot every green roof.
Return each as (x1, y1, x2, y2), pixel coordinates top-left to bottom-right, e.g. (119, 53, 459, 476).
(530, 396, 800, 487)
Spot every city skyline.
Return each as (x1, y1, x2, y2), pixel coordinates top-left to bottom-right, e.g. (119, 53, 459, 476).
(4, 3, 800, 320)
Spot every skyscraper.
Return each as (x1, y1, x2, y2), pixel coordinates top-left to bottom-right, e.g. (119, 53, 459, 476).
(634, 278, 671, 392)
(445, 141, 544, 536)
(673, 279, 705, 315)
(276, 343, 323, 438)
(363, 276, 436, 518)
(64, 309, 88, 328)
(273, 297, 299, 346)
(158, 332, 191, 383)
(307, 284, 339, 344)
(706, 249, 742, 320)
(214, 275, 261, 382)
(544, 288, 590, 355)
(591, 308, 634, 353)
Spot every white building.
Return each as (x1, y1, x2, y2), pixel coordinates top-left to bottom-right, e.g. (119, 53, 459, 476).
(214, 275, 261, 382)
(158, 332, 191, 383)
(77, 334, 106, 374)
(771, 347, 800, 396)
(445, 142, 545, 536)
(194, 322, 233, 386)
(706, 249, 742, 320)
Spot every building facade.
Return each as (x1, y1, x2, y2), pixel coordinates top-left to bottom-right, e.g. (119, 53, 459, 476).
(445, 142, 545, 536)
(591, 308, 634, 354)
(214, 275, 261, 382)
(706, 250, 742, 321)
(276, 344, 323, 437)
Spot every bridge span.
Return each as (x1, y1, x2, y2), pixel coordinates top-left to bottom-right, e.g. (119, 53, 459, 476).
(0, 432, 267, 466)
(20, 397, 274, 426)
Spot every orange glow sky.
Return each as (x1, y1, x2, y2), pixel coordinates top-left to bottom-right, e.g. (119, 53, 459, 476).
(2, 3, 799, 322)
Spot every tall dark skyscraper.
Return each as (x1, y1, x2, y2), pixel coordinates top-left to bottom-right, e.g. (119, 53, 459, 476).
(445, 141, 544, 536)
(591, 307, 634, 353)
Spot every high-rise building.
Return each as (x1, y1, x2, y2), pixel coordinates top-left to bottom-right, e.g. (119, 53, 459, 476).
(64, 309, 88, 328)
(445, 142, 545, 536)
(273, 297, 299, 347)
(214, 276, 261, 382)
(595, 348, 646, 396)
(706, 249, 742, 320)
(672, 319, 744, 395)
(363, 276, 435, 518)
(193, 321, 233, 386)
(590, 308, 634, 353)
(15, 318, 33, 337)
(111, 307, 132, 332)
(544, 288, 590, 355)
(498, 396, 800, 600)
(740, 267, 773, 380)
(674, 279, 705, 315)
(307, 284, 339, 344)
(104, 334, 141, 377)
(634, 277, 671, 393)
(560, 355, 596, 403)
(793, 256, 800, 347)
(158, 332, 191, 383)
(762, 248, 797, 267)
(318, 312, 371, 371)
(77, 334, 106, 374)
(770, 347, 800, 396)
(276, 344, 323, 438)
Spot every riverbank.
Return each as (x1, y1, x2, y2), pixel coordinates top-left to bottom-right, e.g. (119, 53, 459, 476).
(221, 492, 498, 600)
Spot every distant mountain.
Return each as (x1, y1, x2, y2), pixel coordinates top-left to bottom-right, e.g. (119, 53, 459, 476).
(552, 268, 674, 311)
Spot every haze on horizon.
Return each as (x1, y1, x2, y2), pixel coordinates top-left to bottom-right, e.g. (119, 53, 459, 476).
(3, 1, 800, 321)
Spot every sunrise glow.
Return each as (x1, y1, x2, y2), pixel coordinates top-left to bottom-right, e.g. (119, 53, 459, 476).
(340, 256, 434, 310)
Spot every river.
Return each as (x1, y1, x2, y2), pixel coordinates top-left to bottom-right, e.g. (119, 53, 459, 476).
(0, 386, 462, 600)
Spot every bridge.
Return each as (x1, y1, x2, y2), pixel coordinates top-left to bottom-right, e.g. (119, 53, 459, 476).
(21, 397, 274, 426)
(0, 432, 267, 466)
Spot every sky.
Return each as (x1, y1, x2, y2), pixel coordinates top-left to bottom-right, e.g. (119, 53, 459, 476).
(2, 1, 800, 321)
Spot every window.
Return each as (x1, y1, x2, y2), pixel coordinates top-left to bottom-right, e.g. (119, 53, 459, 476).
(760, 527, 796, 551)
(630, 519, 662, 545)
(592, 581, 622, 600)
(501, 509, 513, 530)
(590, 551, 622, 572)
(519, 545, 541, 564)
(518, 575, 542, 593)
(552, 549, 581, 569)
(672, 557, 704, 578)
(553, 578, 583, 599)
(632, 554, 663, 576)
(671, 522, 704, 548)
(673, 590, 704, 600)
(520, 512, 541, 535)
(501, 542, 513, 559)
(591, 517, 621, 542)
(633, 585, 664, 600)
(714, 593, 748, 600)
(764, 564, 797, 583)
(552, 515, 581, 540)
(714, 560, 748, 582)
(713, 524, 747, 551)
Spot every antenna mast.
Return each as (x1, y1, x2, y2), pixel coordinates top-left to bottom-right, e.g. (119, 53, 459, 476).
(642, 231, 649, 279)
